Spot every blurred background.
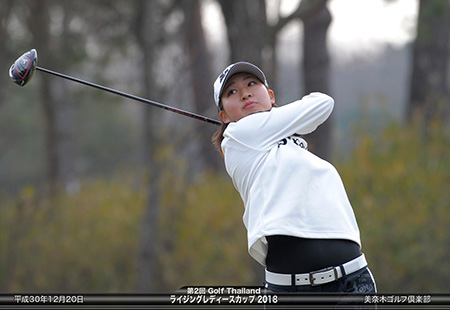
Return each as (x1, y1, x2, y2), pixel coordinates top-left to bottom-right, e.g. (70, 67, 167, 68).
(0, 0, 449, 293)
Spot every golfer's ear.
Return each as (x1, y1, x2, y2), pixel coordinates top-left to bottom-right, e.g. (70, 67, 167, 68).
(219, 110, 231, 124)
(268, 89, 275, 105)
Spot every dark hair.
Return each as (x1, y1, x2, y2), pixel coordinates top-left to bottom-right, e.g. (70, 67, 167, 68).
(211, 100, 228, 157)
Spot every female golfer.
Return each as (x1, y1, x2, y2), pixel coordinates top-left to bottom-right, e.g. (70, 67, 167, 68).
(212, 62, 376, 293)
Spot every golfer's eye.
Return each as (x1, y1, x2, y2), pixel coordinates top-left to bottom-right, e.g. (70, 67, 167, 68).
(227, 89, 237, 96)
(248, 81, 257, 87)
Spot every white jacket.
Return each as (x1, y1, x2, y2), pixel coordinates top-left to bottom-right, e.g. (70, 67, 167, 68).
(221, 93, 361, 266)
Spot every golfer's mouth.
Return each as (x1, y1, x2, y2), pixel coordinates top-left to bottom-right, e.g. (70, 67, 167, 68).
(244, 101, 258, 109)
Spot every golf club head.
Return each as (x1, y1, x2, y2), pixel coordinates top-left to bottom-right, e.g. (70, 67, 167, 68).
(9, 49, 38, 87)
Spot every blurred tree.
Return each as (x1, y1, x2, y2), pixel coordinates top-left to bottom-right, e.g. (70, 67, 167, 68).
(26, 0, 80, 195)
(0, 0, 14, 110)
(217, 0, 315, 81)
(181, 0, 222, 172)
(134, 0, 168, 292)
(408, 0, 450, 126)
(300, 0, 332, 160)
(26, 0, 58, 194)
(217, 0, 267, 65)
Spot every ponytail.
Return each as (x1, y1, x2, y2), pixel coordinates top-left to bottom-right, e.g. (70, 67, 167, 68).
(211, 101, 228, 157)
(211, 121, 228, 157)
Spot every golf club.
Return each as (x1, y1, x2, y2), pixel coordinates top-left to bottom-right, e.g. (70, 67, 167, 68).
(9, 49, 221, 126)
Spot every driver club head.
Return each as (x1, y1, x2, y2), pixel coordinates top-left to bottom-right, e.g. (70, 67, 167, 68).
(9, 49, 38, 87)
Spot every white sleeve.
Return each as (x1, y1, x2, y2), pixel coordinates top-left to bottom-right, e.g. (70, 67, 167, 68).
(224, 92, 334, 151)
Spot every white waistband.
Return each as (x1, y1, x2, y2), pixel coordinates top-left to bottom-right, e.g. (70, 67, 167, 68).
(265, 254, 367, 286)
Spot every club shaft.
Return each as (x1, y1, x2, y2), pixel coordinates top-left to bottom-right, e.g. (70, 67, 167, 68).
(36, 66, 221, 126)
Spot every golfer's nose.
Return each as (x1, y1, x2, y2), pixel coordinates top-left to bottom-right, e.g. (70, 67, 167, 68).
(242, 91, 252, 101)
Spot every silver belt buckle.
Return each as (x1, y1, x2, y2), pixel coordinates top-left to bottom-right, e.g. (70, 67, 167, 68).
(309, 267, 339, 286)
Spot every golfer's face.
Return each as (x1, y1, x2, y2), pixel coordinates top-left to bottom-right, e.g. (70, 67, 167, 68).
(219, 73, 275, 123)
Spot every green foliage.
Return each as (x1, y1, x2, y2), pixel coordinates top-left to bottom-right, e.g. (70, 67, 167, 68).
(337, 120, 450, 292)
(0, 178, 145, 292)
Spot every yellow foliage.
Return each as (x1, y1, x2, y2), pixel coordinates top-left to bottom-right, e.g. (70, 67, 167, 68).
(337, 120, 450, 292)
(159, 173, 256, 288)
(2, 119, 448, 293)
(0, 177, 146, 292)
